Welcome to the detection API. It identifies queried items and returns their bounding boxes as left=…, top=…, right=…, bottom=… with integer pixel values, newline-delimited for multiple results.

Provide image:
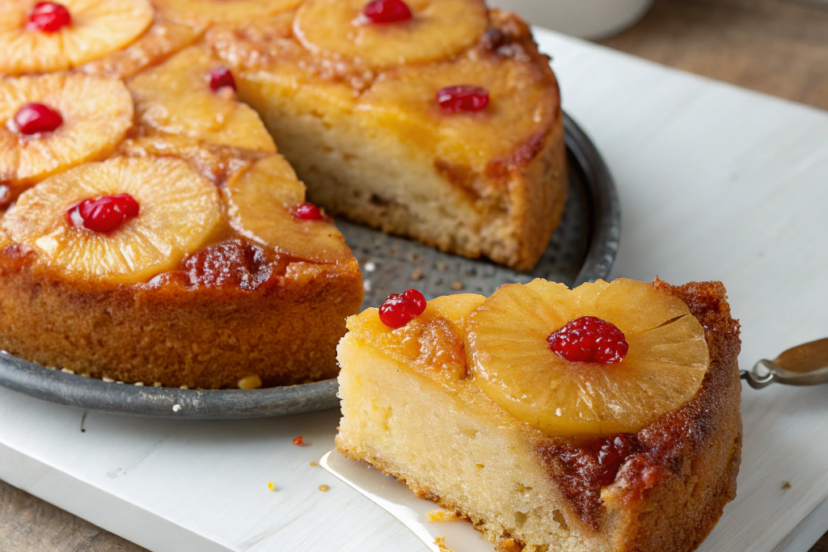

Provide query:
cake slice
left=336, top=278, right=742, bottom=552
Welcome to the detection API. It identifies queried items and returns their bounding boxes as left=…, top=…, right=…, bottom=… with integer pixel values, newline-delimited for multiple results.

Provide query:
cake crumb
left=180, top=385, right=189, bottom=390
left=134, top=382, right=144, bottom=386
left=363, top=280, right=372, bottom=293
left=267, top=482, right=276, bottom=492
left=364, top=261, right=376, bottom=272
left=426, top=510, right=462, bottom=522
left=782, top=481, right=792, bottom=490
left=238, top=374, right=262, bottom=390
left=172, top=404, right=181, bottom=412
left=434, top=537, right=454, bottom=552
left=451, top=281, right=463, bottom=290
left=436, top=261, right=447, bottom=271
left=411, top=268, right=424, bottom=281
left=318, top=484, right=329, bottom=492
left=102, top=376, right=115, bottom=383
left=153, top=382, right=163, bottom=387
left=309, top=461, right=318, bottom=467
left=61, top=368, right=75, bottom=375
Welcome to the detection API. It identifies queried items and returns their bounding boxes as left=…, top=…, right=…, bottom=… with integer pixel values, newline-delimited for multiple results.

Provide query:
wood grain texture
left=1, top=0, right=827, bottom=551
left=0, top=479, right=146, bottom=552
left=599, top=0, right=828, bottom=110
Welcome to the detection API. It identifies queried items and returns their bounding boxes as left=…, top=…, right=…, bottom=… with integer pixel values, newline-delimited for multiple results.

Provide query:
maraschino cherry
left=436, top=85, right=489, bottom=113
left=27, top=2, right=72, bottom=33
left=362, top=0, right=412, bottom=24
left=291, top=203, right=325, bottom=221
left=14, top=103, right=63, bottom=135
left=379, top=289, right=426, bottom=328
left=67, top=194, right=140, bottom=234
left=547, top=316, right=629, bottom=364
left=208, top=67, right=236, bottom=92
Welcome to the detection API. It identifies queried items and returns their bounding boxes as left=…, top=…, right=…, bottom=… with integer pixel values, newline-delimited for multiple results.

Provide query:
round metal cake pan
left=0, top=113, right=620, bottom=420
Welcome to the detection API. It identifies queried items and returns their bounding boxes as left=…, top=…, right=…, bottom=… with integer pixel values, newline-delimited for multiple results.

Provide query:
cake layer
left=336, top=280, right=742, bottom=552
left=0, top=242, right=362, bottom=389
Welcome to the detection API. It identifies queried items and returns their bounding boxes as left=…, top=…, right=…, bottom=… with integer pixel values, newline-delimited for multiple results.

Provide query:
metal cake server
left=741, top=337, right=828, bottom=389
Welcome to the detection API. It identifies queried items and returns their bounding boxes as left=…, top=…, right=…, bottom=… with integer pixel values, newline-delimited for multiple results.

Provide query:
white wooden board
left=2, top=29, right=828, bottom=552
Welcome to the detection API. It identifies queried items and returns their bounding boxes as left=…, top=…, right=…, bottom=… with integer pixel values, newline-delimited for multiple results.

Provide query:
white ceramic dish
left=489, top=0, right=653, bottom=39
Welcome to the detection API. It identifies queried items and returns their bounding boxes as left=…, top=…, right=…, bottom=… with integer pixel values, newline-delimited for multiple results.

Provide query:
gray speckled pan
left=0, top=114, right=620, bottom=420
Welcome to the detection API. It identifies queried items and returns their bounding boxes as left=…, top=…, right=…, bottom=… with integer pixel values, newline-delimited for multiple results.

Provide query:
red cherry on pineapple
left=362, top=0, right=412, bottom=24
left=208, top=67, right=236, bottom=92
left=291, top=203, right=325, bottom=221
left=67, top=194, right=140, bottom=234
left=28, top=2, right=72, bottom=33
left=547, top=316, right=629, bottom=364
left=436, top=85, right=489, bottom=113
left=14, top=103, right=63, bottom=135
left=379, top=289, right=427, bottom=328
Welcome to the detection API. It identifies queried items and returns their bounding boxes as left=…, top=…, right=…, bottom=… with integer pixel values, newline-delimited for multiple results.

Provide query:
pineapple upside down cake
left=337, top=278, right=743, bottom=552
left=0, top=0, right=565, bottom=388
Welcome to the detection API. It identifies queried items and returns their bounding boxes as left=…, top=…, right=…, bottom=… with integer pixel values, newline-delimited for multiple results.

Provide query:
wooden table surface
left=2, top=0, right=827, bottom=550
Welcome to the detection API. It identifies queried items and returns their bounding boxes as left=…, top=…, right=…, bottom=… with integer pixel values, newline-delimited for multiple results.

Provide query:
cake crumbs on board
left=172, top=404, right=181, bottom=412
left=426, top=510, right=463, bottom=522
left=782, top=481, right=792, bottom=490
left=309, top=461, right=318, bottom=467
left=451, top=281, right=463, bottom=290
left=267, top=482, right=276, bottom=492
left=318, top=484, right=329, bottom=492
left=434, top=537, right=454, bottom=552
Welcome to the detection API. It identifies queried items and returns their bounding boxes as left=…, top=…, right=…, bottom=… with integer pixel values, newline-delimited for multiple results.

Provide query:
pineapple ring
left=223, top=155, right=352, bottom=263
left=357, top=55, right=559, bottom=172
left=466, top=279, right=710, bottom=437
left=127, top=46, right=276, bottom=153
left=294, top=0, right=488, bottom=69
left=0, top=0, right=153, bottom=76
left=0, top=73, right=134, bottom=190
left=156, top=0, right=303, bottom=26
left=2, top=157, right=224, bottom=284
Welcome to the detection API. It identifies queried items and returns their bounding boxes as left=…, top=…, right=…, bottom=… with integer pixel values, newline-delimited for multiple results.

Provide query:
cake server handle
left=741, top=337, right=828, bottom=389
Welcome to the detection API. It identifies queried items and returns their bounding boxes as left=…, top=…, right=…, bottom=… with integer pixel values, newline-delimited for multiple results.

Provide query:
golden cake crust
left=0, top=241, right=362, bottom=388
left=337, top=280, right=742, bottom=552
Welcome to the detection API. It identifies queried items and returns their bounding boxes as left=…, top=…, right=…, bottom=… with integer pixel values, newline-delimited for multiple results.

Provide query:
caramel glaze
left=536, top=280, right=742, bottom=530
left=150, top=238, right=297, bottom=292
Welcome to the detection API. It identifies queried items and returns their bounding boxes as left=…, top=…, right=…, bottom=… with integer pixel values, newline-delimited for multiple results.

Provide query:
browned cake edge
left=602, top=279, right=742, bottom=552
left=0, top=246, right=363, bottom=389
left=337, top=279, right=742, bottom=552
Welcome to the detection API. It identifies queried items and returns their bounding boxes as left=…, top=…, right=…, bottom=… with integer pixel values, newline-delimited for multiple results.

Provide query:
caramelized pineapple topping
left=466, top=279, right=710, bottom=437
